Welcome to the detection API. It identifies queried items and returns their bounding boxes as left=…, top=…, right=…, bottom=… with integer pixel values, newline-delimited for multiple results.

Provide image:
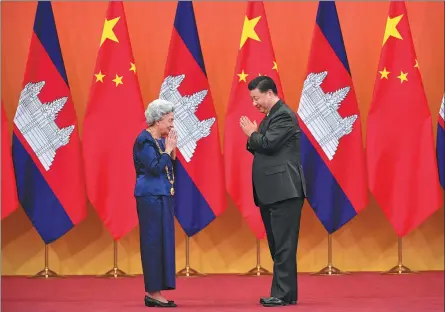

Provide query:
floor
left=1, top=271, right=444, bottom=311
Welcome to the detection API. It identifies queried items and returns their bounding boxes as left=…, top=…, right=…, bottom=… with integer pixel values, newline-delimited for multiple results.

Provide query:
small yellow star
left=129, top=62, right=136, bottom=73
left=382, top=14, right=403, bottom=46
left=112, top=74, right=123, bottom=87
left=95, top=70, right=105, bottom=82
left=240, top=15, right=261, bottom=49
left=258, top=73, right=263, bottom=76
left=397, top=71, right=408, bottom=83
left=100, top=17, right=120, bottom=47
left=379, top=67, right=390, bottom=79
left=414, top=59, right=419, bottom=68
left=237, top=70, right=249, bottom=82
left=272, top=61, right=278, bottom=72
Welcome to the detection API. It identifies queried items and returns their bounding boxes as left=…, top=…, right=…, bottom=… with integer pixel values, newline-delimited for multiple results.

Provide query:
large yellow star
left=379, top=67, right=390, bottom=79
left=240, top=16, right=261, bottom=49
left=238, top=70, right=249, bottom=82
left=95, top=70, right=105, bottom=82
left=397, top=71, right=408, bottom=83
left=382, top=14, right=403, bottom=46
left=129, top=62, right=136, bottom=73
left=272, top=61, right=278, bottom=72
left=112, top=74, right=123, bottom=87
left=100, top=17, right=120, bottom=47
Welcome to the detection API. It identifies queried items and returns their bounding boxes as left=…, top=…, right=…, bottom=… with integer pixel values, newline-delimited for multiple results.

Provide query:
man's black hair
left=247, top=76, right=278, bottom=95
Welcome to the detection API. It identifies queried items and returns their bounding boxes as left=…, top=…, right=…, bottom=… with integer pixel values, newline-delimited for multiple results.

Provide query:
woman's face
left=156, top=112, right=174, bottom=136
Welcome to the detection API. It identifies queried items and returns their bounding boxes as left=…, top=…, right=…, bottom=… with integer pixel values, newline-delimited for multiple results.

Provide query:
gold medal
left=151, top=135, right=175, bottom=197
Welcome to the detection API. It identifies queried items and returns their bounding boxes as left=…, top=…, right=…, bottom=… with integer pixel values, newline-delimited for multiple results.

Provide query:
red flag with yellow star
left=224, top=1, right=283, bottom=239
left=366, top=1, right=443, bottom=237
left=82, top=1, right=145, bottom=240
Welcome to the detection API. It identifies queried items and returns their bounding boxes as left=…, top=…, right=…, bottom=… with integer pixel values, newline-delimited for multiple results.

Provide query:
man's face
left=250, top=88, right=271, bottom=114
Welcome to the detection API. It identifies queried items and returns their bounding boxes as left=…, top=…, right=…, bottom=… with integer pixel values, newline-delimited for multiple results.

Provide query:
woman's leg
left=136, top=196, right=168, bottom=302
left=161, top=196, right=176, bottom=291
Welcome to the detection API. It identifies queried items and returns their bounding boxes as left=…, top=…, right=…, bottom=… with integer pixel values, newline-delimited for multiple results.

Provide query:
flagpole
left=382, top=237, right=416, bottom=274
left=242, top=238, right=272, bottom=276
left=312, top=234, right=349, bottom=276
left=30, top=244, right=63, bottom=278
left=97, top=240, right=134, bottom=278
left=176, top=235, right=205, bottom=277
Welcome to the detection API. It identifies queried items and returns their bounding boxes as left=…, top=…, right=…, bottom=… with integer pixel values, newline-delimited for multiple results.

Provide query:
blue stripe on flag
left=316, top=1, right=351, bottom=74
left=173, top=160, right=216, bottom=237
left=174, top=1, right=207, bottom=76
left=33, top=1, right=69, bottom=85
left=301, top=132, right=358, bottom=233
left=12, top=134, right=74, bottom=244
left=437, top=124, right=445, bottom=189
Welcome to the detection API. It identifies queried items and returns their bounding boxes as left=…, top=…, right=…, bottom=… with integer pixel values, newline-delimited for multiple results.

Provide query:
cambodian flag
left=438, top=94, right=445, bottom=189
left=12, top=1, right=87, bottom=244
left=160, top=1, right=227, bottom=236
left=296, top=1, right=368, bottom=233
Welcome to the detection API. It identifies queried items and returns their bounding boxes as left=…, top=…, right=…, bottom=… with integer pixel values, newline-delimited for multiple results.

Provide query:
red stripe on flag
left=1, top=102, right=18, bottom=220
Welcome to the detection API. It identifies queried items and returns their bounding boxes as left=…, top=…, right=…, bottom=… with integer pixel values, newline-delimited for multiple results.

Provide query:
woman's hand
left=165, top=129, right=177, bottom=155
left=170, top=147, right=176, bottom=160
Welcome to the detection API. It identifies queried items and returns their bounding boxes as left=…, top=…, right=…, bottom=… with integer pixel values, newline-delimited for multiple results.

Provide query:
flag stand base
left=176, top=236, right=206, bottom=277
left=30, top=268, right=64, bottom=279
left=311, top=264, right=349, bottom=276
left=382, top=238, right=417, bottom=275
left=242, top=265, right=272, bottom=276
left=29, top=245, right=64, bottom=278
left=176, top=266, right=205, bottom=277
left=311, top=234, right=349, bottom=276
left=382, top=264, right=416, bottom=275
left=98, top=267, right=134, bottom=278
left=241, top=239, right=272, bottom=276
left=97, top=241, right=134, bottom=278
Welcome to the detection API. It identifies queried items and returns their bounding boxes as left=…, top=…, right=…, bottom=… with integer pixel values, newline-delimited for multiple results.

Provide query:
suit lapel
left=259, top=100, right=282, bottom=134
left=259, top=117, right=269, bottom=134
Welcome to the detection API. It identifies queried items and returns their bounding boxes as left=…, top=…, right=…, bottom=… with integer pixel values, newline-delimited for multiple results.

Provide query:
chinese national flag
left=82, top=1, right=145, bottom=240
left=366, top=1, right=443, bottom=237
left=1, top=102, right=18, bottom=220
left=224, top=1, right=284, bottom=239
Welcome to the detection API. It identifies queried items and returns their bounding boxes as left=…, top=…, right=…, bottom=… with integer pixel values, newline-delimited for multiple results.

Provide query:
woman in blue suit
left=133, top=99, right=178, bottom=308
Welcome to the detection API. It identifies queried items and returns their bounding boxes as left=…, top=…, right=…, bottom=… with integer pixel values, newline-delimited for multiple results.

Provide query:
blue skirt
left=136, top=195, right=176, bottom=292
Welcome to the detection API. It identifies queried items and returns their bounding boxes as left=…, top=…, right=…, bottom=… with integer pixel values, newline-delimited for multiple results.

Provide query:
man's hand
left=240, top=116, right=258, bottom=137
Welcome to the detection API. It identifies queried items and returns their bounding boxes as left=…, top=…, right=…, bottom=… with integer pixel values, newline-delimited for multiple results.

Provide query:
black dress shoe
left=144, top=295, right=175, bottom=304
left=144, top=296, right=177, bottom=308
left=260, top=297, right=297, bottom=305
left=260, top=297, right=288, bottom=307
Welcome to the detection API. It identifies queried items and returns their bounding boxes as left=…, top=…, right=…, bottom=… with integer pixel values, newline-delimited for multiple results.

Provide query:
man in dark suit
left=239, top=76, right=306, bottom=307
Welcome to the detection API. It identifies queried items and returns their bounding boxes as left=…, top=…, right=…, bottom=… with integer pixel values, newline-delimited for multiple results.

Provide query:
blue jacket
left=133, top=130, right=174, bottom=197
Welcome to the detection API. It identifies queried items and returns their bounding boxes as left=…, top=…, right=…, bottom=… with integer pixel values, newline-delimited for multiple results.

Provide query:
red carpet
left=2, top=272, right=444, bottom=311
